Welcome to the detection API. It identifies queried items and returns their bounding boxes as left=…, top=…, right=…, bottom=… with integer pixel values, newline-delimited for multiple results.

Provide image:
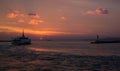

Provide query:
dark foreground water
left=0, top=41, right=120, bottom=71
left=28, top=41, right=120, bottom=56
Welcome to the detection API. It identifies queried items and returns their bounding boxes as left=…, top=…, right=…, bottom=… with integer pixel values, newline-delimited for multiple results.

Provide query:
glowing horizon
left=0, top=25, right=90, bottom=36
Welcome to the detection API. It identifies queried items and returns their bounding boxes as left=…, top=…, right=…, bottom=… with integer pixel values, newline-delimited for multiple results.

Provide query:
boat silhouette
left=12, top=30, right=31, bottom=45
left=91, top=35, right=120, bottom=44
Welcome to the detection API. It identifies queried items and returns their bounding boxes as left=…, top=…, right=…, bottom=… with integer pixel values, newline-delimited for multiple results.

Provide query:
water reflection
left=28, top=47, right=56, bottom=52
left=27, top=41, right=120, bottom=56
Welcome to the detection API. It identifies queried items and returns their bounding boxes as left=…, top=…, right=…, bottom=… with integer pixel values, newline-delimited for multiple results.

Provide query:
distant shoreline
left=0, top=40, right=11, bottom=42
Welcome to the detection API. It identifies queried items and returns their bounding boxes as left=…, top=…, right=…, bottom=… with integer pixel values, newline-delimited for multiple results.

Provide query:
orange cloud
left=32, top=14, right=40, bottom=19
left=86, top=11, right=95, bottom=15
left=7, top=10, right=42, bottom=25
left=12, top=9, right=20, bottom=13
left=28, top=19, right=39, bottom=24
left=39, top=20, right=44, bottom=23
left=7, top=13, right=17, bottom=19
left=19, top=14, right=26, bottom=17
left=17, top=19, right=25, bottom=23
left=61, top=16, right=66, bottom=20
left=28, top=19, right=44, bottom=25
left=7, top=9, right=25, bottom=19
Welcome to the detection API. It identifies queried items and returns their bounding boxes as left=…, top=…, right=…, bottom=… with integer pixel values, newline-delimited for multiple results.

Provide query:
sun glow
left=0, top=25, right=66, bottom=36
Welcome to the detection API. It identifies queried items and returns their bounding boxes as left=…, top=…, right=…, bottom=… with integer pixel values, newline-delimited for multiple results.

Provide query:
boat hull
left=91, top=40, right=120, bottom=44
left=12, top=41, right=31, bottom=45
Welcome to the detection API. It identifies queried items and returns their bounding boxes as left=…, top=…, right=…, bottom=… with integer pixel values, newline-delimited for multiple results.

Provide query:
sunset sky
left=0, top=0, right=120, bottom=40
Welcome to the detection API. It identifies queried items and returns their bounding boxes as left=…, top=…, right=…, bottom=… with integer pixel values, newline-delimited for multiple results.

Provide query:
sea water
left=0, top=41, right=120, bottom=71
left=0, top=41, right=120, bottom=56
left=19, top=41, right=120, bottom=55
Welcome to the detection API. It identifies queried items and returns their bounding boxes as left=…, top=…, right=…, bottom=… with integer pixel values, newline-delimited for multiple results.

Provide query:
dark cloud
left=96, top=8, right=109, bottom=15
left=28, top=13, right=36, bottom=16
left=85, top=8, right=109, bottom=15
left=28, top=13, right=40, bottom=19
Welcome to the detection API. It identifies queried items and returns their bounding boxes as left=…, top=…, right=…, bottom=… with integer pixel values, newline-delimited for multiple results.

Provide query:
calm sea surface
left=1, top=41, right=120, bottom=56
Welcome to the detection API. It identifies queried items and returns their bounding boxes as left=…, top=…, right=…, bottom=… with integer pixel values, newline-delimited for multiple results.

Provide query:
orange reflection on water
left=28, top=47, right=58, bottom=52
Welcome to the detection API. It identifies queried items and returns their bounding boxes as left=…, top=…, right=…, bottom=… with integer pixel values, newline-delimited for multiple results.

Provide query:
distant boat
left=11, top=30, right=31, bottom=45
left=91, top=35, right=120, bottom=44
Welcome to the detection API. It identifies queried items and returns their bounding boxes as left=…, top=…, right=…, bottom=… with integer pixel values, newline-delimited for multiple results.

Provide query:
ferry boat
left=12, top=30, right=31, bottom=45
left=91, top=35, right=120, bottom=44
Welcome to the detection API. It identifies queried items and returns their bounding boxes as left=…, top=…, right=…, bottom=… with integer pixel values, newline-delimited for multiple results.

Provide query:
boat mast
left=22, top=30, right=25, bottom=37
left=96, top=35, right=99, bottom=41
